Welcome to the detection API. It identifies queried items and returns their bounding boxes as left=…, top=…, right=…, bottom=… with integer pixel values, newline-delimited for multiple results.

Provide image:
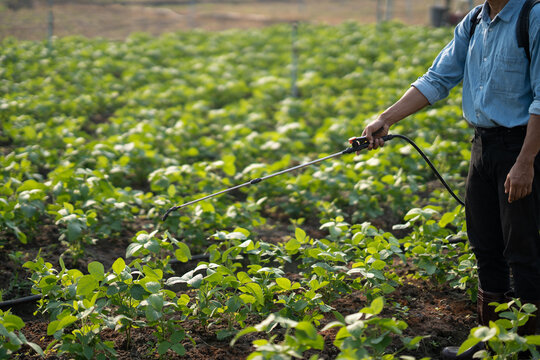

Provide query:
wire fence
left=0, top=0, right=484, bottom=41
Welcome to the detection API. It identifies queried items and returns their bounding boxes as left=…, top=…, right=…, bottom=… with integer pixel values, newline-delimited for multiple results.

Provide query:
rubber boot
left=441, top=288, right=507, bottom=360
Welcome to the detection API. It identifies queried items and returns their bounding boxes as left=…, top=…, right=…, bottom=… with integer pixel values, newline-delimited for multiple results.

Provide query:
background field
left=1, top=0, right=482, bottom=41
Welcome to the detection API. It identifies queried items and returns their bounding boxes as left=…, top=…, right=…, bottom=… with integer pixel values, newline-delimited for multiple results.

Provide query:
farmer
left=360, top=0, right=540, bottom=358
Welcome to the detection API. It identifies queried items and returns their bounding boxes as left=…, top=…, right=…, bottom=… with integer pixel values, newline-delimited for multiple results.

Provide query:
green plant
left=0, top=309, right=44, bottom=359
left=457, top=299, right=540, bottom=359
left=322, top=297, right=426, bottom=359
left=51, top=202, right=98, bottom=262
left=232, top=313, right=324, bottom=360
left=23, top=257, right=115, bottom=359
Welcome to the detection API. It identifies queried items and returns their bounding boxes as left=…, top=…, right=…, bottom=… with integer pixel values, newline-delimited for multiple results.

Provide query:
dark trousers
left=465, top=126, right=540, bottom=301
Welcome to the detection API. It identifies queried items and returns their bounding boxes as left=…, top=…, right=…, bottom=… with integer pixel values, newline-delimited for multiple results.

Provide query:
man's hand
left=504, top=160, right=534, bottom=203
left=361, top=117, right=390, bottom=151
left=504, top=114, right=540, bottom=203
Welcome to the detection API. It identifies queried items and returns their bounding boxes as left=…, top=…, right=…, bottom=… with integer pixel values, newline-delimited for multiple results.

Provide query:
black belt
left=474, top=125, right=527, bottom=136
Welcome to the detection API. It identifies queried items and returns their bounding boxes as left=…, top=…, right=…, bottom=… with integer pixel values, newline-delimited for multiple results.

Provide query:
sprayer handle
left=346, top=134, right=395, bottom=153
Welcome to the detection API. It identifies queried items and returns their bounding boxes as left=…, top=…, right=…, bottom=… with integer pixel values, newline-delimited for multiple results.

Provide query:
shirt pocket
left=488, top=54, right=527, bottom=97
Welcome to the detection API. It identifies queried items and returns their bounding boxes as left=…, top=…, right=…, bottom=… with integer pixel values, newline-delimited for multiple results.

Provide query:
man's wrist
left=516, top=152, right=536, bottom=166
left=378, top=112, right=396, bottom=128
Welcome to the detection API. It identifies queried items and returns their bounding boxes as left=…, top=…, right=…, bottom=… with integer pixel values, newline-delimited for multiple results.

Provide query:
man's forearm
left=379, top=86, right=430, bottom=126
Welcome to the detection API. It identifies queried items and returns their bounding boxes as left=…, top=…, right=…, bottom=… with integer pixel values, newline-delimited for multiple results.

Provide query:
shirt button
left=479, top=85, right=483, bottom=90
left=483, top=57, right=487, bottom=62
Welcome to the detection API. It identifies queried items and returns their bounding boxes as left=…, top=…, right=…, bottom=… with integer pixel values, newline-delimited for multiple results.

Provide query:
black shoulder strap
left=470, top=6, right=483, bottom=39
left=517, top=0, right=540, bottom=62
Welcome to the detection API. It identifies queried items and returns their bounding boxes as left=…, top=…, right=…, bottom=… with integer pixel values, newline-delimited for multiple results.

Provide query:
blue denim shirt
left=412, top=0, right=540, bottom=128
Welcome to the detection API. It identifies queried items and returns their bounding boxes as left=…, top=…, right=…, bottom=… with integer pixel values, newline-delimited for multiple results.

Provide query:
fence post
left=188, top=0, right=197, bottom=28
left=406, top=0, right=412, bottom=19
left=376, top=0, right=384, bottom=23
left=291, top=22, right=299, bottom=98
left=47, top=0, right=54, bottom=50
left=297, top=0, right=305, bottom=21
left=385, top=0, right=394, bottom=21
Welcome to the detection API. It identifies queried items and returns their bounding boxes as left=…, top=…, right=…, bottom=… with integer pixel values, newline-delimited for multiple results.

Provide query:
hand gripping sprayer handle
left=343, top=135, right=396, bottom=154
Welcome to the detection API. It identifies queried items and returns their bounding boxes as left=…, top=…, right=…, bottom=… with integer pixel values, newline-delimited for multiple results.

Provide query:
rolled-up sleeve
left=529, top=5, right=540, bottom=115
left=411, top=11, right=475, bottom=105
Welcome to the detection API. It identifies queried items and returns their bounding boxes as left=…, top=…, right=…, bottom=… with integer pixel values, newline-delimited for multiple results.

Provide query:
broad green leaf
left=293, top=299, right=309, bottom=312
left=237, top=272, right=252, bottom=284
left=126, top=243, right=143, bottom=258
left=296, top=321, right=317, bottom=339
left=57, top=315, right=77, bottom=331
left=77, top=275, right=98, bottom=297
left=174, top=243, right=191, bottom=263
left=112, top=258, right=126, bottom=275
left=295, top=227, right=307, bottom=242
left=167, top=184, right=176, bottom=197
left=381, top=174, right=394, bottom=184
left=88, top=261, right=105, bottom=281
left=27, top=342, right=45, bottom=356
left=223, top=154, right=236, bottom=176
left=170, top=330, right=185, bottom=343
left=177, top=294, right=190, bottom=306
left=371, top=297, right=384, bottom=315
left=1, top=314, right=24, bottom=331
left=526, top=335, right=540, bottom=345
left=276, top=277, right=291, bottom=290
left=380, top=283, right=395, bottom=294
left=522, top=303, right=538, bottom=313
left=188, top=274, right=203, bottom=289
left=130, top=284, right=148, bottom=300
left=439, top=212, right=456, bottom=227
left=47, top=320, right=60, bottom=336
left=83, top=345, right=93, bottom=359
left=67, top=222, right=83, bottom=241
left=16, top=180, right=47, bottom=193
left=144, top=281, right=161, bottom=293
left=243, top=283, right=264, bottom=306
left=148, top=294, right=164, bottom=311
left=157, top=341, right=170, bottom=355
left=457, top=338, right=480, bottom=355
left=239, top=294, right=256, bottom=305
left=145, top=307, right=161, bottom=322
left=371, top=259, right=386, bottom=270
left=411, top=245, right=425, bottom=255
left=472, top=326, right=497, bottom=342
left=285, top=238, right=301, bottom=252
left=171, top=343, right=185, bottom=355
left=143, top=265, right=163, bottom=280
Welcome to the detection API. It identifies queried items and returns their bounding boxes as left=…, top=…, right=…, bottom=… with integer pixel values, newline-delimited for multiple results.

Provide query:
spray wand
left=162, top=134, right=464, bottom=221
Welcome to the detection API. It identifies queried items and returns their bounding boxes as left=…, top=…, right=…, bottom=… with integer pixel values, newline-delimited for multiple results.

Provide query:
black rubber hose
left=387, top=134, right=465, bottom=207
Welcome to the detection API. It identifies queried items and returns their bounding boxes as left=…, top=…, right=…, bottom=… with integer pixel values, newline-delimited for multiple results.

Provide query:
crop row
left=11, top=209, right=468, bottom=359
left=6, top=208, right=540, bottom=359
